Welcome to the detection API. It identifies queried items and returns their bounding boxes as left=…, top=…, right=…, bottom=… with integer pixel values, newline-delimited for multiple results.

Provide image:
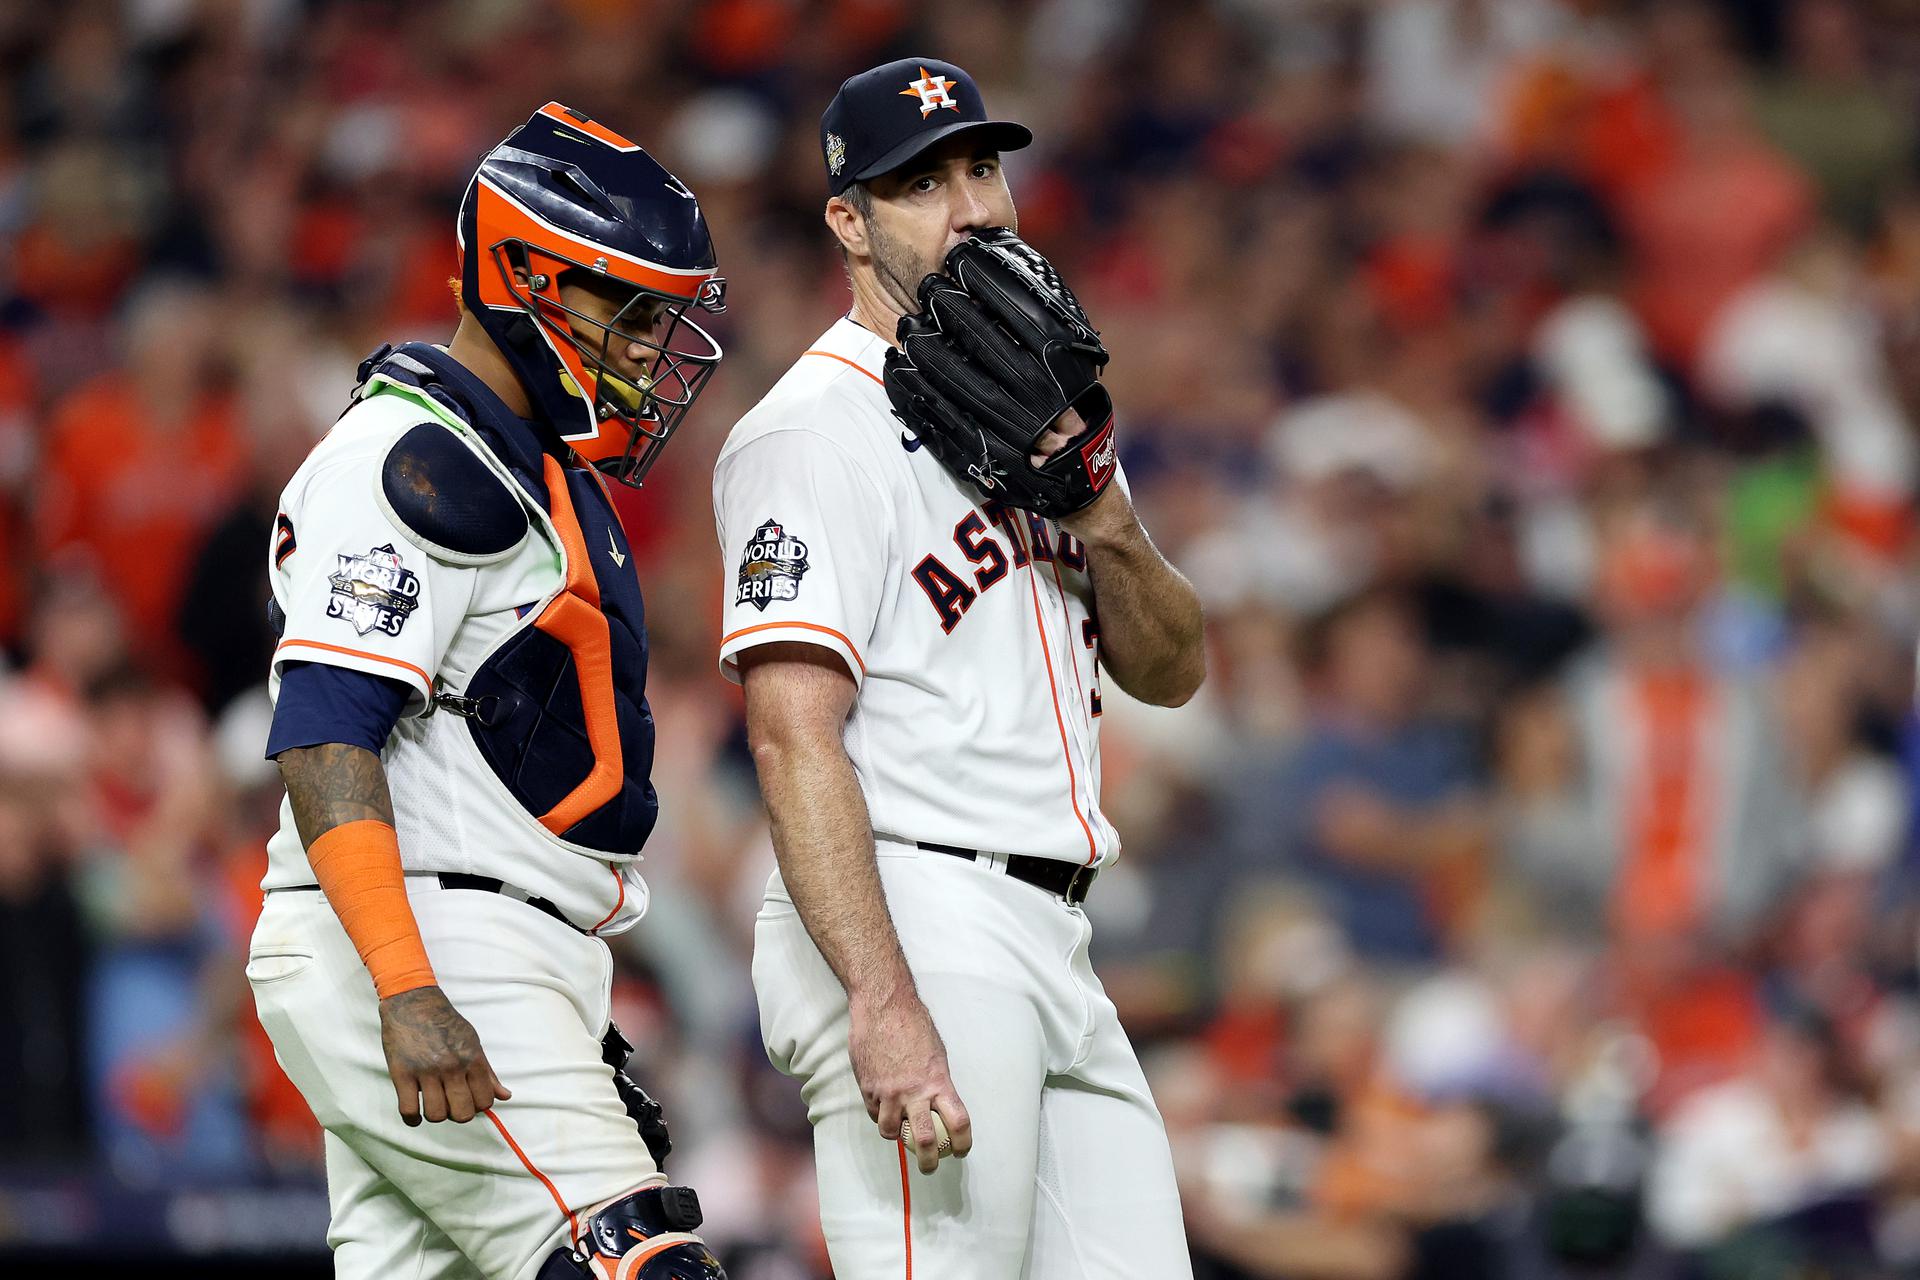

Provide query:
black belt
left=915, top=841, right=1098, bottom=905
left=276, top=873, right=580, bottom=932
left=435, top=873, right=580, bottom=932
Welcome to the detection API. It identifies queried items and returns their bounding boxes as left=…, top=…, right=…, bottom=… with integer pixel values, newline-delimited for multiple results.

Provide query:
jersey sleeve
left=714, top=428, right=891, bottom=688
left=270, top=447, right=477, bottom=715
left=265, top=660, right=413, bottom=758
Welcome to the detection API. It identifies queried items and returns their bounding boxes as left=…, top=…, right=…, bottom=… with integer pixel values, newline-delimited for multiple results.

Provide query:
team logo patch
left=737, top=519, right=810, bottom=611
left=900, top=66, right=960, bottom=117
left=825, top=132, right=847, bottom=177
left=327, top=544, right=421, bottom=637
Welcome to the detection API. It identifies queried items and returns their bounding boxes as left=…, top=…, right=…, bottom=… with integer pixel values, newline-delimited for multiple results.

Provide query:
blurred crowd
left=5, top=0, right=1920, bottom=1275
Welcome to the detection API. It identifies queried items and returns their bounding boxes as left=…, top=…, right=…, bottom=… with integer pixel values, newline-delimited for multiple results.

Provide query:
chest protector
left=355, top=342, right=658, bottom=856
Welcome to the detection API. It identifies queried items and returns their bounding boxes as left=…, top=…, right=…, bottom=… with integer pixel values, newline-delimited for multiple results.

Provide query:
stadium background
left=5, top=0, right=1920, bottom=1275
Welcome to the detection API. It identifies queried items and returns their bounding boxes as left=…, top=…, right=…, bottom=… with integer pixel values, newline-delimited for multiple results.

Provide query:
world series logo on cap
left=900, top=66, right=960, bottom=117
left=825, top=132, right=846, bottom=177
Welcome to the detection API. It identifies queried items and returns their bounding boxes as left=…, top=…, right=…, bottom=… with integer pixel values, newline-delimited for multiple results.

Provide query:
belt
left=273, top=873, right=581, bottom=932
left=434, top=873, right=580, bottom=932
left=915, top=841, right=1098, bottom=905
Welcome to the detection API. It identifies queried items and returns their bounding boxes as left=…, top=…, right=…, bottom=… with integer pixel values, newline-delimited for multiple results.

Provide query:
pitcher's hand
left=849, top=988, right=973, bottom=1173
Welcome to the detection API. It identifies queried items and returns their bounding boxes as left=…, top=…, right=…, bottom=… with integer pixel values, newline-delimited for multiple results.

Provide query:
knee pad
left=536, top=1185, right=727, bottom=1280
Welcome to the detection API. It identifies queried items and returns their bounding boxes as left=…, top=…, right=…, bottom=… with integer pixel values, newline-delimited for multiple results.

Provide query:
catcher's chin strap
left=535, top=1185, right=727, bottom=1279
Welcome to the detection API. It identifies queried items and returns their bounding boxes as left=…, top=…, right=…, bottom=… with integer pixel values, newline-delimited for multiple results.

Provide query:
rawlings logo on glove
left=882, top=229, right=1117, bottom=519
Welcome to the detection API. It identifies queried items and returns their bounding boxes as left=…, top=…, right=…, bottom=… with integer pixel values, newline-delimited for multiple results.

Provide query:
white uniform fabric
left=262, top=382, right=647, bottom=932
left=715, top=319, right=1192, bottom=1278
left=250, top=882, right=661, bottom=1280
left=253, top=379, right=660, bottom=1279
left=714, top=317, right=1119, bottom=867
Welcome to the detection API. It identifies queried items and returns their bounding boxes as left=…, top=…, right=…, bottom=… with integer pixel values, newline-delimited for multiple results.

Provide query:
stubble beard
left=867, top=216, right=939, bottom=317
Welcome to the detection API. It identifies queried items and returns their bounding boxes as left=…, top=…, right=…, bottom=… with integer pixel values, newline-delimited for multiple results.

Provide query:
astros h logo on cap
left=819, top=56, right=1034, bottom=197
left=900, top=66, right=960, bottom=117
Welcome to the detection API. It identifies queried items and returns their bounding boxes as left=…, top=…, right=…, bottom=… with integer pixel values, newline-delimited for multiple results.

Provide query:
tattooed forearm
left=277, top=743, right=396, bottom=845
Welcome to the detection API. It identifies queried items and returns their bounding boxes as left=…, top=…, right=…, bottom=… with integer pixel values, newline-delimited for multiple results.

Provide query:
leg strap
left=535, top=1185, right=727, bottom=1279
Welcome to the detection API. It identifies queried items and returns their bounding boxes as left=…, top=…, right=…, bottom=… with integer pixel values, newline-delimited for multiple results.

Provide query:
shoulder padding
left=378, top=423, right=528, bottom=565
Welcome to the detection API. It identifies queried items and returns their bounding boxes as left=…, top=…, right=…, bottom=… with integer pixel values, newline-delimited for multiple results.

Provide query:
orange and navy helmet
left=458, top=102, right=726, bottom=485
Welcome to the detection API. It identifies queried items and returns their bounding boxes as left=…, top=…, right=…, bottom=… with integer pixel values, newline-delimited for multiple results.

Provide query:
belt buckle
left=1064, top=865, right=1096, bottom=905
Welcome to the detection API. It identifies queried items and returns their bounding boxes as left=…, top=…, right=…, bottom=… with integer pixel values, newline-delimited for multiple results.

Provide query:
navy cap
left=821, top=57, right=1032, bottom=197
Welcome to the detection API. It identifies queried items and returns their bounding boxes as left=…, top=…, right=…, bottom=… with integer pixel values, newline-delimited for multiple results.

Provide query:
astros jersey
left=263, top=352, right=651, bottom=933
left=714, top=317, right=1119, bottom=868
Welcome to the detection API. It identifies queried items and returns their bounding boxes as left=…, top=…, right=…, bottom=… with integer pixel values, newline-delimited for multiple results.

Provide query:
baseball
left=900, top=1113, right=952, bottom=1158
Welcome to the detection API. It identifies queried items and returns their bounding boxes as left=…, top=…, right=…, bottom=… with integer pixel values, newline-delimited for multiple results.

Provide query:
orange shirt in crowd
left=1615, top=667, right=1717, bottom=942
left=1622, top=141, right=1812, bottom=369
left=12, top=222, right=144, bottom=322
left=1499, top=62, right=1679, bottom=205
left=36, top=373, right=249, bottom=674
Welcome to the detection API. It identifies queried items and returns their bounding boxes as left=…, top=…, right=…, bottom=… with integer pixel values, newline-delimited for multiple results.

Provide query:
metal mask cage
left=490, top=237, right=726, bottom=485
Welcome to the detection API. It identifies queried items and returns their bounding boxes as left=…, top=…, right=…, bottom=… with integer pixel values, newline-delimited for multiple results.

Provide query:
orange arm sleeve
left=306, top=819, right=436, bottom=999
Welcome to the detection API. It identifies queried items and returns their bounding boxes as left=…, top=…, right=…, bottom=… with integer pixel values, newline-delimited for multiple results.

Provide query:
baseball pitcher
left=713, top=58, right=1207, bottom=1279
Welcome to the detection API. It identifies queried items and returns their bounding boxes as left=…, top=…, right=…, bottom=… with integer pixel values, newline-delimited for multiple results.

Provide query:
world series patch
left=327, top=543, right=421, bottom=637
left=737, top=518, right=809, bottom=611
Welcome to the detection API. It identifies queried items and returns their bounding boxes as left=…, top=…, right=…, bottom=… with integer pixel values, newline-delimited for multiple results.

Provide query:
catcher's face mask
left=458, top=104, right=726, bottom=487
left=492, top=248, right=725, bottom=486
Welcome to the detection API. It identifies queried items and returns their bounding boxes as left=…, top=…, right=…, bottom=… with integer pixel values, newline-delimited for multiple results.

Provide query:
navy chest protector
left=358, top=342, right=658, bottom=856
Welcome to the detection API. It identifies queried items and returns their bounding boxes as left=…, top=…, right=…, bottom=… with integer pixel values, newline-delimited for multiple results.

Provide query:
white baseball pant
left=248, top=881, right=662, bottom=1280
left=753, top=840, right=1194, bottom=1279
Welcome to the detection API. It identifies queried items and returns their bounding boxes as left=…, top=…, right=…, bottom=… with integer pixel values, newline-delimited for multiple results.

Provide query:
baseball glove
left=883, top=228, right=1118, bottom=519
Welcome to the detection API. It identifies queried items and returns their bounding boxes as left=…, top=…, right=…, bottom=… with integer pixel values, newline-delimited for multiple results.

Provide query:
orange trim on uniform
left=1046, top=548, right=1111, bottom=846
left=897, top=1139, right=914, bottom=1280
left=803, top=349, right=884, bottom=386
left=485, top=1110, right=580, bottom=1242
left=720, top=620, right=868, bottom=676
left=1015, top=525, right=1099, bottom=864
left=532, top=456, right=625, bottom=837
left=274, top=639, right=432, bottom=693
left=537, top=101, right=642, bottom=152
left=542, top=460, right=603, bottom=607
left=589, top=863, right=627, bottom=934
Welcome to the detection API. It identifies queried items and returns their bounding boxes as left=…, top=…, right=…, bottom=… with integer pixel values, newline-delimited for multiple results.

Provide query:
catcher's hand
left=883, top=229, right=1118, bottom=519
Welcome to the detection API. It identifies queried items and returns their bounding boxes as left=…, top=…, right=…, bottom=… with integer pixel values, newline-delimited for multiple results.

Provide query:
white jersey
left=262, top=385, right=649, bottom=933
left=713, top=317, right=1120, bottom=868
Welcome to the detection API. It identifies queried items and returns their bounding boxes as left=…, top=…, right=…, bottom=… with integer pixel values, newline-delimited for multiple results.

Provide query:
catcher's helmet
left=458, top=102, right=725, bottom=485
